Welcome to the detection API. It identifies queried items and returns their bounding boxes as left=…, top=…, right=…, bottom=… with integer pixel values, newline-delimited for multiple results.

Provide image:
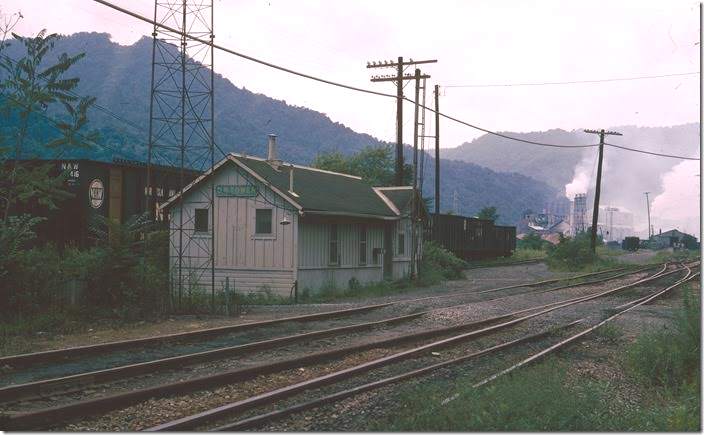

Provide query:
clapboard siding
left=298, top=220, right=384, bottom=269
left=168, top=161, right=298, bottom=297
left=176, top=266, right=295, bottom=295
left=167, top=158, right=419, bottom=298
left=298, top=267, right=382, bottom=292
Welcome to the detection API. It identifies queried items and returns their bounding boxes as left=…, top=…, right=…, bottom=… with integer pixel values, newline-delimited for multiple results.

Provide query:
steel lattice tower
left=147, top=0, right=215, bottom=310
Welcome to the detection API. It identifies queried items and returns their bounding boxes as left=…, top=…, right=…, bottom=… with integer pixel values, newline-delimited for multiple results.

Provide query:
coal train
left=426, top=213, right=516, bottom=260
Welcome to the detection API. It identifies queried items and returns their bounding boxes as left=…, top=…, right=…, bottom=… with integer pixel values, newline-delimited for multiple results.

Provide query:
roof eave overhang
left=305, top=210, right=399, bottom=221
left=160, top=154, right=304, bottom=213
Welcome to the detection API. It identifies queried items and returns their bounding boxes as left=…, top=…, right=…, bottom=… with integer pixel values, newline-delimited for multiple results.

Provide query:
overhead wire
left=94, top=0, right=699, bottom=160
left=604, top=142, right=699, bottom=161
left=443, top=72, right=699, bottom=88
left=26, top=0, right=689, bottom=160
left=90, top=0, right=599, bottom=151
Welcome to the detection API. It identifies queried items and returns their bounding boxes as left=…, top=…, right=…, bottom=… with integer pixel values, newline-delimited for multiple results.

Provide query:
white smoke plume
left=650, top=160, right=700, bottom=237
left=564, top=151, right=595, bottom=199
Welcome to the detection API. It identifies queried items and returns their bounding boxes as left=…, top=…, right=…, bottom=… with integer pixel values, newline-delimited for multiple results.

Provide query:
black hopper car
left=426, top=213, right=516, bottom=260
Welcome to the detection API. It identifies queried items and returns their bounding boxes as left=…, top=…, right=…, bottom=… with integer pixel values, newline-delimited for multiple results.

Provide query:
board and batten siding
left=390, top=217, right=414, bottom=280
left=297, top=219, right=387, bottom=291
left=168, top=162, right=298, bottom=296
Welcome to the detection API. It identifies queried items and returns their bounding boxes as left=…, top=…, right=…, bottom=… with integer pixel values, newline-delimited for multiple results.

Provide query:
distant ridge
left=1, top=31, right=560, bottom=224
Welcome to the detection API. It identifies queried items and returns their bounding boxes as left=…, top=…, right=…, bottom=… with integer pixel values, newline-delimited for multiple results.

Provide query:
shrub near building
left=546, top=232, right=612, bottom=271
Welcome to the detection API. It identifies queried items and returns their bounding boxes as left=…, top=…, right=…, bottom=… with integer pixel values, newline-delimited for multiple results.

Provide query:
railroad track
left=464, top=257, right=544, bottom=270
left=0, top=264, right=657, bottom=407
left=0, top=263, right=646, bottom=376
left=163, top=264, right=699, bottom=432
left=0, top=268, right=624, bottom=368
left=1, top=262, right=684, bottom=430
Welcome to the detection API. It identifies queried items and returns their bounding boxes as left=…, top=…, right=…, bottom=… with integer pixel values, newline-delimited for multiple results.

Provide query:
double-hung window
left=359, top=224, right=367, bottom=265
left=255, top=209, right=272, bottom=234
left=194, top=208, right=209, bottom=233
left=329, top=224, right=339, bottom=265
left=397, top=232, right=405, bottom=256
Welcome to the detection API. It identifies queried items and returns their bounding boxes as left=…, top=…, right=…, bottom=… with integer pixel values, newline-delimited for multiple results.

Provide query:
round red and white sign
left=89, top=179, right=104, bottom=209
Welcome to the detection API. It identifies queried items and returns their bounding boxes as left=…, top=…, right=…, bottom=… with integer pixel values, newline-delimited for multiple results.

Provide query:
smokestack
left=267, top=134, right=278, bottom=162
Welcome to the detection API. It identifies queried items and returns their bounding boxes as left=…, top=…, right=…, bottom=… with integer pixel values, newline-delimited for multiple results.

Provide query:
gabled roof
left=374, top=186, right=430, bottom=220
left=161, top=153, right=415, bottom=220
left=654, top=229, right=694, bottom=239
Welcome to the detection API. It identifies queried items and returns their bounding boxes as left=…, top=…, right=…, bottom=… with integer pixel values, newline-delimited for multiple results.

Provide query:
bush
left=1, top=244, right=63, bottom=318
left=421, top=241, right=467, bottom=280
left=546, top=233, right=604, bottom=271
left=517, top=232, right=547, bottom=250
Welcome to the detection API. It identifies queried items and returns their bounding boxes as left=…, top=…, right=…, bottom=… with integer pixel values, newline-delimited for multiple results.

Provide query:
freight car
left=426, top=213, right=516, bottom=260
left=15, top=158, right=200, bottom=248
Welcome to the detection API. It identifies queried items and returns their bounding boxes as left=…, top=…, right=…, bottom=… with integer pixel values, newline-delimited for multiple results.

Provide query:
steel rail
left=472, top=267, right=698, bottom=388
left=144, top=265, right=676, bottom=431
left=0, top=265, right=672, bottom=430
left=212, top=265, right=697, bottom=430
left=0, top=264, right=658, bottom=404
left=400, top=265, right=642, bottom=305
left=0, top=302, right=394, bottom=367
left=0, top=264, right=645, bottom=369
left=0, top=310, right=517, bottom=431
left=210, top=320, right=583, bottom=431
left=0, top=312, right=425, bottom=403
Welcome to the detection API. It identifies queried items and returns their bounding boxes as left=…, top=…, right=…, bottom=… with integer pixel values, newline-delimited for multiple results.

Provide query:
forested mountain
left=1, top=32, right=558, bottom=224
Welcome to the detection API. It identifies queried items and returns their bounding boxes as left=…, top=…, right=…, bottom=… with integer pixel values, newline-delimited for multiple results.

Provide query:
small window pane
left=194, top=208, right=208, bottom=232
left=359, top=224, right=367, bottom=265
left=256, top=209, right=272, bottom=234
left=329, top=224, right=338, bottom=265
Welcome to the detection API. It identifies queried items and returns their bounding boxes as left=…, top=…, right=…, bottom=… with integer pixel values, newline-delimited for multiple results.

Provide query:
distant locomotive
left=426, top=213, right=516, bottom=260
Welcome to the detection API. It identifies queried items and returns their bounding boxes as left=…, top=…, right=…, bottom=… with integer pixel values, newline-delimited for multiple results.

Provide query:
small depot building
left=160, top=139, right=425, bottom=297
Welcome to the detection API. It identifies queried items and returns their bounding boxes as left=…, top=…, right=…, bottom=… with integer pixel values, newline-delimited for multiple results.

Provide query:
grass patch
left=299, top=278, right=415, bottom=303
left=370, top=289, right=700, bottom=431
left=650, top=249, right=700, bottom=265
left=466, top=248, right=546, bottom=268
left=626, top=288, right=700, bottom=390
left=371, top=360, right=621, bottom=431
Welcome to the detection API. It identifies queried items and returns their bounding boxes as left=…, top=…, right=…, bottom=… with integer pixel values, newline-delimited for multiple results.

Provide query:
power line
left=91, top=0, right=596, bottom=150
left=443, top=72, right=699, bottom=88
left=604, top=142, right=699, bottom=160
left=33, top=0, right=697, bottom=160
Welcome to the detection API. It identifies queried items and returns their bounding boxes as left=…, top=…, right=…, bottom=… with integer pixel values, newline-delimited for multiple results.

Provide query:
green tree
left=477, top=206, right=499, bottom=222
left=312, top=145, right=412, bottom=186
left=0, top=30, right=95, bottom=290
left=0, top=30, right=96, bottom=222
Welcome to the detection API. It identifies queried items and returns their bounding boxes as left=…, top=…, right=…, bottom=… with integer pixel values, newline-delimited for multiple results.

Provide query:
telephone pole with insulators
left=367, top=57, right=436, bottom=185
left=584, top=128, right=622, bottom=254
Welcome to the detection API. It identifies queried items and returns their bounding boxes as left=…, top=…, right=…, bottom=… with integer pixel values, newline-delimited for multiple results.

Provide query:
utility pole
left=410, top=68, right=421, bottom=280
left=584, top=128, right=622, bottom=254
left=434, top=84, right=440, bottom=215
left=367, top=58, right=436, bottom=185
left=644, top=191, right=652, bottom=239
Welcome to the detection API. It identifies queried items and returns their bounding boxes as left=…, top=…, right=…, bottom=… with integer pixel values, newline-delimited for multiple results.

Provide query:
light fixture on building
left=280, top=214, right=291, bottom=226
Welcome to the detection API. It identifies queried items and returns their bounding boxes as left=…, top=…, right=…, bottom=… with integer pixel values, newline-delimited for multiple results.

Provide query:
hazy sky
left=1, top=0, right=700, bottom=149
